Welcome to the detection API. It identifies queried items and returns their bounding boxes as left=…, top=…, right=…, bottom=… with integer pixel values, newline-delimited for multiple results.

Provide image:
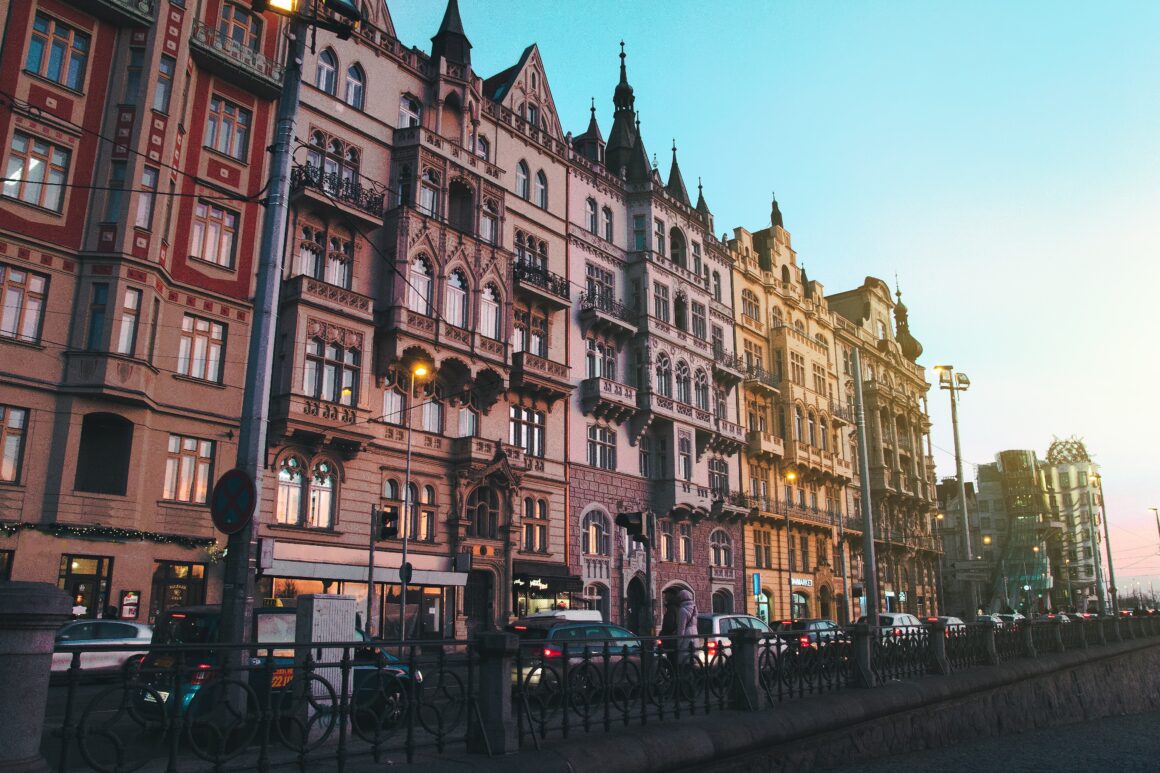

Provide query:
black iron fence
left=42, top=616, right=1160, bottom=771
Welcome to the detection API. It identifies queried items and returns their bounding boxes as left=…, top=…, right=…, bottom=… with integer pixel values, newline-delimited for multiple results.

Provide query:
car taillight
left=513, top=625, right=527, bottom=631
left=190, top=664, right=216, bottom=685
left=799, top=635, right=811, bottom=647
left=542, top=645, right=563, bottom=658
left=892, top=627, right=902, bottom=636
left=707, top=640, right=718, bottom=656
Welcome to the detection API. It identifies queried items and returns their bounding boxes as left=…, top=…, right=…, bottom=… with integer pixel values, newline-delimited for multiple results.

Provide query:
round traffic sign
left=211, top=468, right=256, bottom=535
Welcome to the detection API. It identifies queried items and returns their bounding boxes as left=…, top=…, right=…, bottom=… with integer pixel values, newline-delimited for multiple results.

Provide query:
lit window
left=162, top=434, right=214, bottom=503
left=710, top=530, right=733, bottom=567
left=3, top=131, right=71, bottom=212
left=0, top=264, right=47, bottom=343
left=303, top=337, right=360, bottom=405
left=0, top=405, right=28, bottom=483
left=582, top=511, right=610, bottom=556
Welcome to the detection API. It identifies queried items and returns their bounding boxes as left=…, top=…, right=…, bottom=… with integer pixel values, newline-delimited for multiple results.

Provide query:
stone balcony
left=711, top=347, right=745, bottom=386
left=281, top=274, right=373, bottom=322
left=743, top=364, right=781, bottom=397
left=189, top=20, right=283, bottom=99
left=65, top=0, right=154, bottom=26
left=510, top=351, right=572, bottom=405
left=652, top=479, right=713, bottom=519
left=62, top=351, right=157, bottom=403
left=290, top=165, right=386, bottom=227
left=579, top=377, right=638, bottom=424
left=747, top=430, right=785, bottom=461
left=578, top=292, right=637, bottom=340
left=513, top=260, right=570, bottom=310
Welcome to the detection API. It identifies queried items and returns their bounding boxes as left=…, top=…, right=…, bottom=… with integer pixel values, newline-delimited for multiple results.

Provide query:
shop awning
left=512, top=560, right=583, bottom=592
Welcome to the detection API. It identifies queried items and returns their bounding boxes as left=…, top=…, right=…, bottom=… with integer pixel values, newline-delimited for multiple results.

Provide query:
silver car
left=52, top=620, right=153, bottom=674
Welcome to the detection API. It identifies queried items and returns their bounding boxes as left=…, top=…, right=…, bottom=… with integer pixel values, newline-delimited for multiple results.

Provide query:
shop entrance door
left=625, top=577, right=647, bottom=635
left=58, top=555, right=113, bottom=618
left=464, top=570, right=493, bottom=635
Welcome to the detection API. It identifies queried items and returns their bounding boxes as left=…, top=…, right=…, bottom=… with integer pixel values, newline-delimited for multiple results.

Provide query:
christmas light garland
left=0, top=521, right=217, bottom=549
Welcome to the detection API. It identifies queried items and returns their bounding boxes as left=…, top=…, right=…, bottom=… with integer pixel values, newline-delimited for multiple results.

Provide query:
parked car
left=780, top=618, right=846, bottom=649
left=695, top=613, right=776, bottom=661
left=975, top=613, right=1003, bottom=626
left=996, top=612, right=1026, bottom=628
left=506, top=618, right=641, bottom=688
left=928, top=616, right=966, bottom=632
left=858, top=613, right=924, bottom=639
left=52, top=619, right=153, bottom=675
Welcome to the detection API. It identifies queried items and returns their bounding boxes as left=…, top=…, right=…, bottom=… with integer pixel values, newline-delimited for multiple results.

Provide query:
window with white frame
left=406, top=256, right=432, bottom=313
left=0, top=265, right=46, bottom=344
left=382, top=388, right=404, bottom=425
left=710, top=530, right=733, bottom=567
left=675, top=361, right=691, bottom=404
left=515, top=161, right=529, bottom=199
left=582, top=511, right=611, bottom=556
left=678, top=524, right=692, bottom=563
left=303, top=337, right=360, bottom=406
left=162, top=434, right=214, bottom=503
left=276, top=456, right=336, bottom=529
left=533, top=170, right=548, bottom=208
left=115, top=287, right=142, bottom=356
left=585, top=198, right=598, bottom=233
left=655, top=353, right=672, bottom=397
left=602, top=207, right=613, bottom=241
left=445, top=270, right=468, bottom=327
left=587, top=424, right=616, bottom=470
left=509, top=405, right=544, bottom=457
left=344, top=64, right=365, bottom=109
left=190, top=201, right=238, bottom=268
left=479, top=284, right=500, bottom=339
left=421, top=388, right=443, bottom=433
left=316, top=48, right=337, bottom=94
left=399, top=94, right=421, bottom=127
left=177, top=314, right=225, bottom=382
left=4, top=132, right=70, bottom=212
left=523, top=497, right=548, bottom=553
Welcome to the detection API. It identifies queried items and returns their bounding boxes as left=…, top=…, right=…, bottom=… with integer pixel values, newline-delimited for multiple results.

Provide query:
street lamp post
left=784, top=469, right=797, bottom=620
left=399, top=364, right=428, bottom=645
left=933, top=365, right=977, bottom=617
left=1092, top=472, right=1118, bottom=614
left=218, top=0, right=362, bottom=647
left=852, top=349, right=879, bottom=624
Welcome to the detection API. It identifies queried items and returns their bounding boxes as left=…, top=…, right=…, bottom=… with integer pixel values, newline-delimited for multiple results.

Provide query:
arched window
left=582, top=511, right=610, bottom=555
left=675, top=360, right=691, bottom=404
left=585, top=198, right=598, bottom=233
left=515, top=161, right=529, bottom=199
left=447, top=179, right=473, bottom=232
left=741, top=289, right=760, bottom=321
left=709, top=529, right=728, bottom=566
left=296, top=224, right=324, bottom=278
left=467, top=485, right=499, bottom=539
left=712, top=271, right=721, bottom=302
left=316, top=49, right=337, bottom=94
left=808, top=411, right=817, bottom=446
left=602, top=207, right=613, bottom=241
left=534, top=170, right=548, bottom=208
left=399, top=94, right=422, bottom=128
left=382, top=478, right=400, bottom=500
left=407, top=256, right=432, bottom=313
left=770, top=306, right=783, bottom=328
left=712, top=588, right=734, bottom=614
left=794, top=406, right=804, bottom=440
left=694, top=370, right=709, bottom=411
left=445, top=270, right=468, bottom=327
left=308, top=461, right=335, bottom=528
left=479, top=284, right=500, bottom=339
left=344, top=64, right=365, bottom=109
left=276, top=456, right=305, bottom=526
left=655, top=353, right=672, bottom=397
left=669, top=227, right=686, bottom=269
left=480, top=198, right=498, bottom=244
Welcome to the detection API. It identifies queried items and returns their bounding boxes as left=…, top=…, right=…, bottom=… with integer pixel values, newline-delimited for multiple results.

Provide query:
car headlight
left=414, top=668, right=423, bottom=684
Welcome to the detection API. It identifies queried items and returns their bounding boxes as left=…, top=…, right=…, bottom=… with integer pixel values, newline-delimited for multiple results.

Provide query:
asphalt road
left=827, top=710, right=1160, bottom=772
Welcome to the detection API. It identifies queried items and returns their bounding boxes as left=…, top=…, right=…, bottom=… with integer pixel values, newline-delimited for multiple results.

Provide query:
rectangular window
left=0, top=264, right=47, bottom=343
left=419, top=185, right=438, bottom=217
left=115, top=287, right=142, bottom=356
left=691, top=302, right=706, bottom=340
left=788, top=533, right=796, bottom=571
left=586, top=424, right=616, bottom=470
left=134, top=167, right=158, bottom=230
left=204, top=95, right=251, bottom=161
left=633, top=215, right=646, bottom=251
left=25, top=12, right=89, bottom=91
left=790, top=352, right=806, bottom=385
left=4, top=131, right=71, bottom=212
left=660, top=521, right=674, bottom=562
left=692, top=242, right=702, bottom=275
left=585, top=263, right=614, bottom=302
left=653, top=219, right=665, bottom=256
left=754, top=530, right=772, bottom=569
left=509, top=405, right=545, bottom=457
left=162, top=434, right=214, bottom=503
left=529, top=313, right=547, bottom=357
left=0, top=405, right=28, bottom=483
left=146, top=299, right=161, bottom=364
left=480, top=213, right=497, bottom=244
left=383, top=390, right=404, bottom=425
left=105, top=161, right=126, bottom=221
left=153, top=55, right=176, bottom=113
left=304, top=339, right=360, bottom=405
left=800, top=535, right=810, bottom=572
left=711, top=325, right=724, bottom=358
left=86, top=284, right=108, bottom=351
left=679, top=523, right=692, bottom=563
left=421, top=398, right=443, bottom=433
left=190, top=201, right=238, bottom=268
left=653, top=282, right=670, bottom=323
left=177, top=314, right=225, bottom=382
left=124, top=47, right=144, bottom=103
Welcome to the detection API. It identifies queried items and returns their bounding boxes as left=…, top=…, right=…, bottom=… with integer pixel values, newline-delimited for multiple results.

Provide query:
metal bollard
left=927, top=621, right=950, bottom=675
left=728, top=628, right=764, bottom=711
left=0, top=581, right=71, bottom=773
left=851, top=624, right=876, bottom=688
left=982, top=621, right=999, bottom=666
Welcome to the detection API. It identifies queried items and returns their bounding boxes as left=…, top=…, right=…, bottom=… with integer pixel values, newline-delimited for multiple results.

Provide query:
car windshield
left=696, top=618, right=714, bottom=635
left=153, top=613, right=217, bottom=645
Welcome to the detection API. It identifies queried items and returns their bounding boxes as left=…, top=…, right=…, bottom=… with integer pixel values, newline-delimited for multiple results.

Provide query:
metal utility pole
left=219, top=16, right=307, bottom=647
left=852, top=349, right=878, bottom=623
left=934, top=365, right=976, bottom=617
left=784, top=471, right=796, bottom=620
left=1089, top=517, right=1107, bottom=616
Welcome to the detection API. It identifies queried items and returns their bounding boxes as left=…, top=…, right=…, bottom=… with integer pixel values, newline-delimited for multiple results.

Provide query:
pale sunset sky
left=388, top=1, right=1160, bottom=593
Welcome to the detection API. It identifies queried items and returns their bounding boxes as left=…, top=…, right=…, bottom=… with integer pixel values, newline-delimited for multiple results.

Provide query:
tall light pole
left=399, top=364, right=429, bottom=644
left=933, top=365, right=977, bottom=617
left=852, top=349, right=879, bottom=624
left=1092, top=472, right=1118, bottom=614
left=784, top=469, right=797, bottom=620
left=218, top=1, right=363, bottom=646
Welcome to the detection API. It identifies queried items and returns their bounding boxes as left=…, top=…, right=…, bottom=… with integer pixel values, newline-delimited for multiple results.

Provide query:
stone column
left=1091, top=617, right=1106, bottom=645
left=729, top=628, right=763, bottom=711
left=0, top=581, right=71, bottom=773
left=1075, top=617, right=1088, bottom=649
left=467, top=632, right=518, bottom=754
left=927, top=621, right=950, bottom=675
left=852, top=624, right=876, bottom=688
left=1106, top=616, right=1122, bottom=643
left=1050, top=619, right=1064, bottom=653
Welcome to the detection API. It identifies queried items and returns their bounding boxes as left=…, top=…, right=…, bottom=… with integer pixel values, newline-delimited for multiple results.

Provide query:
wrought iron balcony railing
left=578, top=291, right=636, bottom=323
left=513, top=260, right=570, bottom=302
left=291, top=165, right=385, bottom=219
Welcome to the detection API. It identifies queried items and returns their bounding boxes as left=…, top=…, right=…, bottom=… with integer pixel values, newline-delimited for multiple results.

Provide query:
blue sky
left=389, top=1, right=1160, bottom=592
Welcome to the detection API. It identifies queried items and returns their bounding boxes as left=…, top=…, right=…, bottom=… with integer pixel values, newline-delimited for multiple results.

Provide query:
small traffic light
left=378, top=505, right=400, bottom=540
left=616, top=511, right=646, bottom=543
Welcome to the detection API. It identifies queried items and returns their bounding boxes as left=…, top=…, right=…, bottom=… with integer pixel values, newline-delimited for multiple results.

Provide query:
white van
left=519, top=609, right=604, bottom=622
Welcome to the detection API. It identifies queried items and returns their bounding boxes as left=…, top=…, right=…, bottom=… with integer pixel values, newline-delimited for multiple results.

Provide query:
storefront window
left=58, top=554, right=113, bottom=619
left=149, top=560, right=206, bottom=622
left=791, top=591, right=810, bottom=620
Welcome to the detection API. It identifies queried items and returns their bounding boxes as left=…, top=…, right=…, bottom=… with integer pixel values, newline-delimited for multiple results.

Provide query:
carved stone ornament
left=306, top=318, right=363, bottom=349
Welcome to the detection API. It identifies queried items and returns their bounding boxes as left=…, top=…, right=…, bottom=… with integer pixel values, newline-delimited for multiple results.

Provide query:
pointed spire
left=695, top=177, right=711, bottom=216
left=770, top=191, right=784, bottom=229
left=665, top=140, right=691, bottom=207
left=613, top=40, right=635, bottom=112
left=431, top=0, right=472, bottom=67
left=586, top=97, right=601, bottom=136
